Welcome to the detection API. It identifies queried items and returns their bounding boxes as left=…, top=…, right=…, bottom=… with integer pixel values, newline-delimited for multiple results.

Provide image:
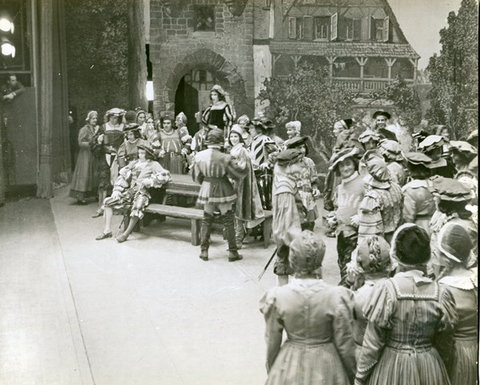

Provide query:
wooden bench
left=144, top=203, right=273, bottom=248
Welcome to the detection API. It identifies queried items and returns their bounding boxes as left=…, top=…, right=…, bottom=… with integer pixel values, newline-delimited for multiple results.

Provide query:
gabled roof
left=270, top=41, right=420, bottom=59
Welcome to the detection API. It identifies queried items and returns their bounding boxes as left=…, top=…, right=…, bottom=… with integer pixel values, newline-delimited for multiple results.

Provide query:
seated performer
left=95, top=144, right=171, bottom=243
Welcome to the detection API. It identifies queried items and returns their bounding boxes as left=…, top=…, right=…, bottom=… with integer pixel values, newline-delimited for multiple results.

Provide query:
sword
left=257, top=247, right=278, bottom=281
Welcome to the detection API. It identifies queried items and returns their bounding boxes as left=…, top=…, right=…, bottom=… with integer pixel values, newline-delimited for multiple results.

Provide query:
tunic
left=201, top=102, right=234, bottom=136
left=358, top=182, right=403, bottom=240
left=355, top=270, right=457, bottom=385
left=69, top=124, right=99, bottom=200
left=438, top=272, right=478, bottom=385
left=401, top=179, right=436, bottom=234
left=260, top=279, right=356, bottom=385
left=159, top=127, right=190, bottom=174
left=229, top=144, right=265, bottom=225
left=192, top=147, right=246, bottom=206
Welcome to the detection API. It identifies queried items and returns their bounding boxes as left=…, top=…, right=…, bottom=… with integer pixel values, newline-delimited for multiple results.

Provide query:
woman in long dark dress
left=69, top=111, right=99, bottom=204
left=355, top=224, right=457, bottom=385
left=260, top=230, right=356, bottom=385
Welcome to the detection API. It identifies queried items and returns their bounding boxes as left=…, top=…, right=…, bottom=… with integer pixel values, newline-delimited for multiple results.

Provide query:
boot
left=199, top=249, right=209, bottom=261
left=234, top=217, right=245, bottom=249
left=200, top=212, right=215, bottom=261
left=222, top=210, right=242, bottom=261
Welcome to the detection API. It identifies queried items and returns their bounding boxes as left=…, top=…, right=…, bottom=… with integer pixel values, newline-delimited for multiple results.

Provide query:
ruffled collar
left=395, top=270, right=432, bottom=284
left=342, top=171, right=359, bottom=184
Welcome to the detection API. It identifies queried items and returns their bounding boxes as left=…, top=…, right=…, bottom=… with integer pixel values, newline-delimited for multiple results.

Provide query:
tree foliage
left=257, top=64, right=357, bottom=165
left=426, top=0, right=478, bottom=140
left=65, top=0, right=129, bottom=122
left=370, top=75, right=422, bottom=129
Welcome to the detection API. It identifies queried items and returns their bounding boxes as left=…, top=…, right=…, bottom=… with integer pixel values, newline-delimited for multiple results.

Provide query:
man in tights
left=193, top=129, right=247, bottom=262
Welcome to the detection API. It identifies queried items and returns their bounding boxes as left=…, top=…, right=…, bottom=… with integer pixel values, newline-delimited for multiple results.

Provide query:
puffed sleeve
left=150, top=162, right=172, bottom=188
left=332, top=287, right=357, bottom=382
left=201, top=107, right=211, bottom=127
left=117, top=142, right=127, bottom=169
left=224, top=103, right=235, bottom=132
left=77, top=126, right=91, bottom=148
left=358, top=190, right=384, bottom=236
left=192, top=157, right=204, bottom=185
left=434, top=284, right=457, bottom=369
left=401, top=187, right=417, bottom=224
left=259, top=288, right=283, bottom=373
left=355, top=279, right=395, bottom=384
left=178, top=126, right=192, bottom=148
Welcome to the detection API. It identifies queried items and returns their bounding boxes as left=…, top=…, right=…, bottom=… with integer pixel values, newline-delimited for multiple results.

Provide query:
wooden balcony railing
left=332, top=77, right=414, bottom=92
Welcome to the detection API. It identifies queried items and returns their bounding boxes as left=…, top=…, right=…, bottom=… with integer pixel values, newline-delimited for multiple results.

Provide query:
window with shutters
left=372, top=17, right=389, bottom=42
left=330, top=13, right=338, bottom=40
left=314, top=17, right=330, bottom=40
left=345, top=18, right=361, bottom=41
left=296, top=17, right=304, bottom=40
left=288, top=17, right=296, bottom=39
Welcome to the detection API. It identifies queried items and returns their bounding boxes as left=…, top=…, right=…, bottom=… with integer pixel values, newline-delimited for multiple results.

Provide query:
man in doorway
left=2, top=74, right=25, bottom=102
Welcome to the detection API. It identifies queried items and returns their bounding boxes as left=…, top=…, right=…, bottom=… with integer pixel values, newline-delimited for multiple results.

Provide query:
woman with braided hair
left=260, top=230, right=356, bottom=385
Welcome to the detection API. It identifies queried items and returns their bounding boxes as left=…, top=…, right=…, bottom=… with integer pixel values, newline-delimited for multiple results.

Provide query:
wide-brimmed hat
left=429, top=176, right=473, bottom=202
left=358, top=129, right=381, bottom=144
left=419, top=135, right=444, bottom=152
left=412, top=130, right=430, bottom=141
left=466, top=129, right=478, bottom=145
left=329, top=147, right=360, bottom=171
left=391, top=224, right=431, bottom=266
left=249, top=118, right=267, bottom=133
left=373, top=110, right=391, bottom=120
left=286, top=136, right=309, bottom=149
left=206, top=128, right=224, bottom=145
left=289, top=230, right=325, bottom=275
left=357, top=236, right=391, bottom=274
left=404, top=152, right=432, bottom=166
left=449, top=141, right=477, bottom=156
left=137, top=143, right=155, bottom=158
left=437, top=222, right=473, bottom=264
left=334, top=119, right=354, bottom=131
left=106, top=107, right=125, bottom=117
left=124, top=123, right=140, bottom=132
left=379, top=139, right=403, bottom=162
left=276, top=148, right=303, bottom=166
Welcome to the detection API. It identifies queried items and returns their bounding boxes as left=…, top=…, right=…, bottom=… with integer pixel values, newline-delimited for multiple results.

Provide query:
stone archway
left=159, top=49, right=252, bottom=120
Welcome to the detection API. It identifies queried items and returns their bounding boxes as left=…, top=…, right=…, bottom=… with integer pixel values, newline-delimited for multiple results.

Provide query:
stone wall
left=149, top=0, right=255, bottom=119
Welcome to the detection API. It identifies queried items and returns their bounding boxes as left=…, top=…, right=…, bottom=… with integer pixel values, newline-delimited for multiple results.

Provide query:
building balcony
left=332, top=77, right=414, bottom=92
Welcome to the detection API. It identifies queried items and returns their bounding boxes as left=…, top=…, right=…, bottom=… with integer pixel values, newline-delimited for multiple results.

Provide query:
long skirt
left=366, top=344, right=450, bottom=385
left=69, top=147, right=97, bottom=200
left=266, top=341, right=351, bottom=385
left=448, top=339, right=477, bottom=385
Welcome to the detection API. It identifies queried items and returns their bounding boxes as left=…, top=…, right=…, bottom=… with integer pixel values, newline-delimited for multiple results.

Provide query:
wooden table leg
left=263, top=217, right=272, bottom=249
left=191, top=218, right=201, bottom=246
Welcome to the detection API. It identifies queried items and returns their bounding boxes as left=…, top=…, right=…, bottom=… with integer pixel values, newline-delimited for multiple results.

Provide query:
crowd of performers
left=260, top=110, right=478, bottom=385
left=68, top=84, right=478, bottom=385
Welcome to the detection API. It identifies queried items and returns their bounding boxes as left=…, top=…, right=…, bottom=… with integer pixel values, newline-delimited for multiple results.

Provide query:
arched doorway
left=174, top=69, right=217, bottom=135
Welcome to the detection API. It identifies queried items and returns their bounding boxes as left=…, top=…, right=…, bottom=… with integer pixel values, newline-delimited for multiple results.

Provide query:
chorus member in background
left=69, top=111, right=100, bottom=205
left=285, top=136, right=320, bottom=231
left=433, top=223, right=478, bottom=385
left=327, top=147, right=364, bottom=286
left=102, top=108, right=125, bottom=185
left=260, top=231, right=356, bottom=385
left=228, top=125, right=265, bottom=248
left=379, top=140, right=407, bottom=186
left=419, top=135, right=456, bottom=178
left=355, top=224, right=456, bottom=385
left=402, top=152, right=436, bottom=234
left=282, top=121, right=301, bottom=150
left=158, top=114, right=191, bottom=174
